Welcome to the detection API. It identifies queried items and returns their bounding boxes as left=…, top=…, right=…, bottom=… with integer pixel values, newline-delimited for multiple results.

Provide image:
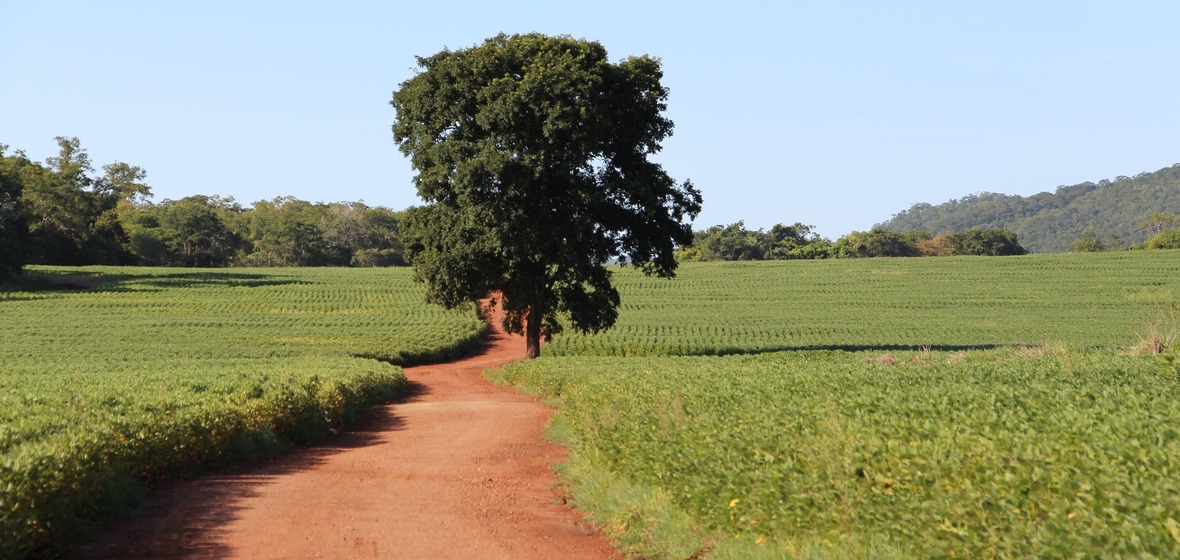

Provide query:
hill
left=879, top=163, right=1180, bottom=253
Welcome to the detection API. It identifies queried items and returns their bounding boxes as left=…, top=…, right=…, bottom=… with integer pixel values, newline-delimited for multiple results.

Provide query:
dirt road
left=73, top=305, right=618, bottom=559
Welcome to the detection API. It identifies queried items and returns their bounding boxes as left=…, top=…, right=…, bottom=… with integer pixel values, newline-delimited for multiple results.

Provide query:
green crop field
left=492, top=251, right=1180, bottom=558
left=548, top=251, right=1180, bottom=356
left=4, top=252, right=1179, bottom=559
left=0, top=266, right=485, bottom=557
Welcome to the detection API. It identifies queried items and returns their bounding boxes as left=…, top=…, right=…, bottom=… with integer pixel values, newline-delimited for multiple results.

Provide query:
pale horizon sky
left=3, top=1, right=1178, bottom=239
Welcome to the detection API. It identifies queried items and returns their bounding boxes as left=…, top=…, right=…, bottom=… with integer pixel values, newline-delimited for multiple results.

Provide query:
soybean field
left=549, top=251, right=1180, bottom=356
left=493, top=251, right=1180, bottom=558
left=5, top=252, right=1180, bottom=559
left=0, top=267, right=484, bottom=557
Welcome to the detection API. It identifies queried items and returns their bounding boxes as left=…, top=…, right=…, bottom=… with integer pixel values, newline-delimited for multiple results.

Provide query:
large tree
left=162, top=196, right=242, bottom=267
left=19, top=137, right=150, bottom=264
left=392, top=33, right=701, bottom=358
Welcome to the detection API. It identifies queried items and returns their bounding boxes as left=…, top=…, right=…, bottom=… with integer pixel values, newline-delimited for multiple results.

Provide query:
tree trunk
left=525, top=296, right=542, bottom=359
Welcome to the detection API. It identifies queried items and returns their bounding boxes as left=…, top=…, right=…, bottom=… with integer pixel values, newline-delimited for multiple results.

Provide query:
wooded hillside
left=880, top=163, right=1180, bottom=253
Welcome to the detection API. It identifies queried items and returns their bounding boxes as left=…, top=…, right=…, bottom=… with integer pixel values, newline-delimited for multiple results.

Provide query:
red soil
left=71, top=301, right=619, bottom=559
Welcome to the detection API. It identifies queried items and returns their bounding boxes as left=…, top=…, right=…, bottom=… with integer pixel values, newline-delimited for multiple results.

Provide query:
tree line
left=680, top=214, right=1180, bottom=261
left=6, top=136, right=1179, bottom=283
left=1, top=137, right=406, bottom=279
left=677, top=222, right=1027, bottom=261
left=1068, top=211, right=1180, bottom=253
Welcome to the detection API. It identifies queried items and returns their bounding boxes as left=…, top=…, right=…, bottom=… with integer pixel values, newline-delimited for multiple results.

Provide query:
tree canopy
left=1070, top=230, right=1108, bottom=253
left=676, top=223, right=1029, bottom=260
left=676, top=221, right=831, bottom=261
left=0, top=144, right=29, bottom=280
left=392, top=33, right=701, bottom=358
left=1145, top=228, right=1180, bottom=250
left=1, top=137, right=409, bottom=270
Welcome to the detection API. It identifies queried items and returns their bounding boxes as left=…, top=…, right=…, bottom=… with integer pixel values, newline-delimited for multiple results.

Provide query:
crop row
left=493, top=349, right=1180, bottom=557
left=0, top=266, right=485, bottom=558
left=498, top=251, right=1180, bottom=557
left=547, top=252, right=1180, bottom=356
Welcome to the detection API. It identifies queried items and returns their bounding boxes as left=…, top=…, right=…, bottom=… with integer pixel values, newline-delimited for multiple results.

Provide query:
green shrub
left=1146, top=229, right=1180, bottom=250
left=1069, top=230, right=1107, bottom=253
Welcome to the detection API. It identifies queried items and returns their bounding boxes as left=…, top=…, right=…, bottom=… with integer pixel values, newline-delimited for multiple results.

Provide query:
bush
left=1069, top=230, right=1107, bottom=253
left=832, top=227, right=920, bottom=258
left=944, top=228, right=1026, bottom=256
left=351, top=248, right=405, bottom=267
left=1145, top=229, right=1180, bottom=250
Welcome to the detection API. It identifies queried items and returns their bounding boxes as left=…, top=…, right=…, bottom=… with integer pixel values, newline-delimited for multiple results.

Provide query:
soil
left=71, top=301, right=619, bottom=559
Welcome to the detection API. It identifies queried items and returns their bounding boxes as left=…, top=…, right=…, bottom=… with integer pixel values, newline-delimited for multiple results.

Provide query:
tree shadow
left=1, top=270, right=312, bottom=299
left=64, top=331, right=511, bottom=559
left=68, top=403, right=410, bottom=559
left=691, top=343, right=1003, bottom=357
left=125, top=272, right=313, bottom=290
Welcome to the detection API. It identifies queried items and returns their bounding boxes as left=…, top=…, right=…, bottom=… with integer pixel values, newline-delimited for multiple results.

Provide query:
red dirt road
left=72, top=305, right=618, bottom=559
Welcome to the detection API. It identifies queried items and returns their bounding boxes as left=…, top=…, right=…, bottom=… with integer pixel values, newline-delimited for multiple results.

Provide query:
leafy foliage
left=881, top=163, right=1180, bottom=252
left=121, top=196, right=408, bottom=267
left=942, top=227, right=1026, bottom=256
left=0, top=267, right=485, bottom=558
left=13, top=137, right=148, bottom=265
left=1069, top=230, right=1108, bottom=253
left=679, top=224, right=1026, bottom=261
left=3, top=138, right=408, bottom=268
left=0, top=145, right=29, bottom=280
left=1146, top=229, right=1180, bottom=250
left=831, top=227, right=922, bottom=258
left=392, top=33, right=701, bottom=357
left=677, top=222, right=832, bottom=261
left=495, top=350, right=1180, bottom=557
left=1140, top=211, right=1180, bottom=238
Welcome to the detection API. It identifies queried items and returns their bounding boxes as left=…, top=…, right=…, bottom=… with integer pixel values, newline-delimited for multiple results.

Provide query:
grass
left=1131, top=303, right=1180, bottom=356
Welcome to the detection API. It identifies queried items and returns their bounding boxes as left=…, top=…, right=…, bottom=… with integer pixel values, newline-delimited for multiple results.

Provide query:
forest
left=0, top=137, right=406, bottom=278
left=880, top=163, right=1180, bottom=252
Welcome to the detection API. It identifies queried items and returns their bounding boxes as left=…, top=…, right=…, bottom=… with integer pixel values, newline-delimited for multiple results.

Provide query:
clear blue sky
left=3, top=1, right=1178, bottom=238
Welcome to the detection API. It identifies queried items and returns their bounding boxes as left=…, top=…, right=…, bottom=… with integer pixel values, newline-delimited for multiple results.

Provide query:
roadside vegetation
left=0, top=267, right=484, bottom=558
